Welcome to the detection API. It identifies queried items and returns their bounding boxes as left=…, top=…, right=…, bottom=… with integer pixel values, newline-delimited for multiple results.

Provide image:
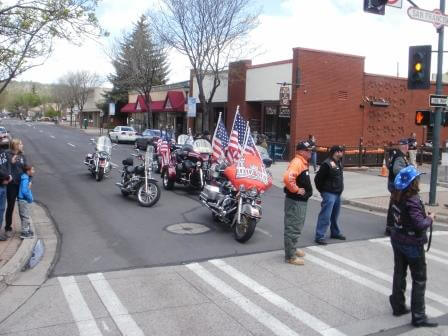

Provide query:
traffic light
left=415, top=110, right=430, bottom=126
left=364, top=0, right=388, bottom=15
left=408, top=45, right=432, bottom=90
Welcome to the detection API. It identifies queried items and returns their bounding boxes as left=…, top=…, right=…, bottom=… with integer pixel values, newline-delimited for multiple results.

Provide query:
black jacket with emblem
left=314, top=158, right=344, bottom=194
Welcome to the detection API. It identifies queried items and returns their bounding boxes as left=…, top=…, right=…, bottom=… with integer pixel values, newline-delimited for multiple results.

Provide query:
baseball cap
left=296, top=140, right=312, bottom=151
left=394, top=165, right=424, bottom=190
left=398, top=138, right=409, bottom=145
left=329, top=145, right=344, bottom=154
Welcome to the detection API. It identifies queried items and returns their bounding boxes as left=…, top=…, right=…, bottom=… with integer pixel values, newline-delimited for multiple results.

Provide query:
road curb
left=0, top=215, right=37, bottom=292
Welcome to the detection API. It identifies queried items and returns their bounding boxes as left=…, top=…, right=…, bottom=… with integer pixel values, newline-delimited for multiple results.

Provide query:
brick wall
left=227, top=60, right=251, bottom=130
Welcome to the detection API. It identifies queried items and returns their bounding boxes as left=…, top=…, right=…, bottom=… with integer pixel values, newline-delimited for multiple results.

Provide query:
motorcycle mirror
left=263, top=158, right=272, bottom=168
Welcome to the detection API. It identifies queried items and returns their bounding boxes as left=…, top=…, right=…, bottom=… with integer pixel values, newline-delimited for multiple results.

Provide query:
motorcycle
left=116, top=146, right=161, bottom=207
left=199, top=154, right=272, bottom=243
left=161, top=136, right=212, bottom=191
left=84, top=136, right=113, bottom=181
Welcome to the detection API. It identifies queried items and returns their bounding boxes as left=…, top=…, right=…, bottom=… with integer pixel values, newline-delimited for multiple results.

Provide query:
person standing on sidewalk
left=408, top=133, right=418, bottom=166
left=389, top=165, right=437, bottom=328
left=386, top=139, right=409, bottom=236
left=18, top=165, right=34, bottom=239
left=283, top=140, right=313, bottom=266
left=314, top=145, right=346, bottom=245
left=0, top=146, right=11, bottom=241
left=308, top=135, right=317, bottom=172
left=5, top=139, right=27, bottom=238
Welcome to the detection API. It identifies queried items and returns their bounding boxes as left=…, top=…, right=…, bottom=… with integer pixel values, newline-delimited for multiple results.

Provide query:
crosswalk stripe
left=308, top=246, right=448, bottom=312
left=186, top=263, right=300, bottom=336
left=305, top=253, right=444, bottom=317
left=58, top=276, right=103, bottom=336
left=209, top=259, right=346, bottom=336
left=88, top=273, right=144, bottom=336
left=369, top=231, right=448, bottom=244
left=430, top=247, right=448, bottom=258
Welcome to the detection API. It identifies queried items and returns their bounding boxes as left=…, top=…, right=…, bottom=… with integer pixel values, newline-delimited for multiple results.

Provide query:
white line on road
left=255, top=227, right=272, bottom=237
left=88, top=273, right=144, bottom=336
left=110, top=162, right=119, bottom=168
left=186, top=263, right=300, bottom=336
left=369, top=230, right=448, bottom=244
left=305, top=252, right=443, bottom=317
left=209, top=259, right=346, bottom=336
left=58, top=276, right=103, bottom=336
left=67, top=143, right=76, bottom=147
left=308, top=246, right=448, bottom=312
left=430, top=247, right=448, bottom=258
left=50, top=135, right=55, bottom=139
left=39, top=130, right=43, bottom=133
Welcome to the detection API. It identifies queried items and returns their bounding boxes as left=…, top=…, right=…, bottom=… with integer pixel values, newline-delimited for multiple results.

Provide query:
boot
left=286, top=257, right=304, bottom=266
left=295, top=249, right=306, bottom=258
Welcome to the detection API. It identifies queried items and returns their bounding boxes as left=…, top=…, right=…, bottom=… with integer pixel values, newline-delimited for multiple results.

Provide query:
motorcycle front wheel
left=96, top=167, right=104, bottom=181
left=137, top=181, right=161, bottom=207
left=162, top=171, right=174, bottom=190
left=233, top=214, right=257, bottom=243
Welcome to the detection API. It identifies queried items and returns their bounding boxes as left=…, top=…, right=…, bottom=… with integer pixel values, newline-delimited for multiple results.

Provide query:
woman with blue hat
left=389, top=166, right=437, bottom=328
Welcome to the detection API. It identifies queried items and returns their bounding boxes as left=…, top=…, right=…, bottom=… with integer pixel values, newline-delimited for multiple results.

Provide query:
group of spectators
left=0, top=139, right=34, bottom=241
left=282, top=136, right=437, bottom=328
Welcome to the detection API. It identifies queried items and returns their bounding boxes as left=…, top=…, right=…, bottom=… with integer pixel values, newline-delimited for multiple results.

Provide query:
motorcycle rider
left=283, top=140, right=313, bottom=266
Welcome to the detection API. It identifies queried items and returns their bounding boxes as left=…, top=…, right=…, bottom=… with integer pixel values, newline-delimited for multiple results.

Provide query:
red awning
left=135, top=95, right=164, bottom=113
left=121, top=103, right=136, bottom=113
left=164, top=91, right=185, bottom=112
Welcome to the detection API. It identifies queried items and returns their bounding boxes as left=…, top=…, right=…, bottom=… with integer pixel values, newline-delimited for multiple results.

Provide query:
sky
left=16, top=0, right=447, bottom=86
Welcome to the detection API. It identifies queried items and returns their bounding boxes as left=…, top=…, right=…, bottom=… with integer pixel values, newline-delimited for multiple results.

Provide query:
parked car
left=109, top=126, right=137, bottom=143
left=135, top=129, right=161, bottom=150
left=40, top=117, right=51, bottom=122
left=0, top=126, right=11, bottom=147
left=25, top=117, right=32, bottom=122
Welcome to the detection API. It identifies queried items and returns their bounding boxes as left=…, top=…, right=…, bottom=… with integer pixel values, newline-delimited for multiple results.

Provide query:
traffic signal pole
left=429, top=0, right=445, bottom=205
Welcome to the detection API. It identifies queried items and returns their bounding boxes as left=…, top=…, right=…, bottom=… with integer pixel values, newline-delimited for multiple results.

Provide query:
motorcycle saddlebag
left=122, top=158, right=133, bottom=166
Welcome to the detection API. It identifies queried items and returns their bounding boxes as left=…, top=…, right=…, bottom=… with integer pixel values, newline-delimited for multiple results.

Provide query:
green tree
left=0, top=0, right=102, bottom=95
left=107, top=15, right=169, bottom=128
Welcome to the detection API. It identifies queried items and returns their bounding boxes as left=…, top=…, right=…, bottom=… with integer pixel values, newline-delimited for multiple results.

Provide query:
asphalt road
left=4, top=119, right=386, bottom=277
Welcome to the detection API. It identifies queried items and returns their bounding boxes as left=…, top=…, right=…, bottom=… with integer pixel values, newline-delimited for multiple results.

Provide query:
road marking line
left=430, top=247, right=448, bottom=258
left=369, top=230, right=448, bottom=244
left=110, top=162, right=118, bottom=168
left=255, top=227, right=272, bottom=237
left=186, top=263, right=299, bottom=336
left=305, top=253, right=443, bottom=317
left=88, top=273, right=144, bottom=336
left=209, top=259, right=346, bottom=336
left=308, top=246, right=448, bottom=312
left=58, top=276, right=103, bottom=336
left=371, top=239, right=448, bottom=267
left=50, top=135, right=55, bottom=139
left=67, top=143, right=76, bottom=147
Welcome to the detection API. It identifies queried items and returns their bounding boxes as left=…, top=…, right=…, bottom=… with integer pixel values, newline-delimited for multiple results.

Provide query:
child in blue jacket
left=18, top=165, right=34, bottom=239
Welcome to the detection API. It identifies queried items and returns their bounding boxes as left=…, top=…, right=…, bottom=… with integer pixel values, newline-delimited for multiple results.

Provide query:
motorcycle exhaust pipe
left=115, top=182, right=123, bottom=187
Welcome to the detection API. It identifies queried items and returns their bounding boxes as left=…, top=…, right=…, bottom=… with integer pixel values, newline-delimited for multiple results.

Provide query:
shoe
left=392, top=307, right=411, bottom=316
left=20, top=231, right=34, bottom=239
left=0, top=234, right=6, bottom=241
left=412, top=319, right=438, bottom=328
left=315, top=239, right=327, bottom=245
left=295, top=249, right=306, bottom=257
left=330, top=234, right=346, bottom=240
left=286, top=257, right=305, bottom=266
left=5, top=230, right=13, bottom=238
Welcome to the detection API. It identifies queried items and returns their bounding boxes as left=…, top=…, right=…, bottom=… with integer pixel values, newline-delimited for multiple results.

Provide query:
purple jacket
left=391, top=195, right=432, bottom=246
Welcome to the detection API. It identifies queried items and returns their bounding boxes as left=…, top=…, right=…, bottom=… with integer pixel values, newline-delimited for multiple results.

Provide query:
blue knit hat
left=394, top=166, right=423, bottom=191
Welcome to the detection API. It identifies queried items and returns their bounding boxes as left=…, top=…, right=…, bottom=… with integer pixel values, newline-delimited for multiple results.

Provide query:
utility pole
left=429, top=0, right=445, bottom=205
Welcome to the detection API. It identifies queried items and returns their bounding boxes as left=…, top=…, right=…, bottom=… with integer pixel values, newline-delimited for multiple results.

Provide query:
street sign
left=408, top=7, right=448, bottom=29
left=187, top=97, right=196, bottom=117
left=387, top=0, right=402, bottom=8
left=109, top=103, right=115, bottom=116
left=429, top=94, right=448, bottom=107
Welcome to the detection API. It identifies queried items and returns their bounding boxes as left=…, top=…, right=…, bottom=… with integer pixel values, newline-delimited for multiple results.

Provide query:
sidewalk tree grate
left=165, top=223, right=210, bottom=235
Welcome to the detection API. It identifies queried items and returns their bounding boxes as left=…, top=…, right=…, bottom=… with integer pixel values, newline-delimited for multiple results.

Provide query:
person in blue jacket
left=18, top=165, right=34, bottom=239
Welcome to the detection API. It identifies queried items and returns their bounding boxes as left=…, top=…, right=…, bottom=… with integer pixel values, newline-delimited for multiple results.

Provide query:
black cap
left=330, top=145, right=344, bottom=154
left=296, top=140, right=312, bottom=151
left=398, top=138, right=409, bottom=145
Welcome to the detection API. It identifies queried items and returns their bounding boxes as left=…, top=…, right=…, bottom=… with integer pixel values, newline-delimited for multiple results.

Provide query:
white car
left=109, top=126, right=137, bottom=143
left=25, top=117, right=32, bottom=122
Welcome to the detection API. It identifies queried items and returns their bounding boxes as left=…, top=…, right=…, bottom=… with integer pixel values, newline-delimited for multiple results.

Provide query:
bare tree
left=109, top=15, right=169, bottom=128
left=0, top=0, right=102, bottom=95
left=151, top=0, right=259, bottom=131
left=59, top=71, right=102, bottom=125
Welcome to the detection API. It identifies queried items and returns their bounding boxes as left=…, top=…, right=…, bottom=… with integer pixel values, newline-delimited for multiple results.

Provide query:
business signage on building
left=279, top=108, right=291, bottom=118
left=109, top=103, right=116, bottom=116
left=187, top=97, right=197, bottom=117
left=279, top=86, right=290, bottom=107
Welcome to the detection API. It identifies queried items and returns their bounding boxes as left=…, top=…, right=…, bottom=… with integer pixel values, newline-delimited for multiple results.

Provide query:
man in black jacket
left=314, top=145, right=346, bottom=245
left=0, top=148, right=11, bottom=240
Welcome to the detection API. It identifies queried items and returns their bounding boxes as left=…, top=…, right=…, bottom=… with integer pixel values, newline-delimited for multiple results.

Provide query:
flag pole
left=211, top=112, right=221, bottom=146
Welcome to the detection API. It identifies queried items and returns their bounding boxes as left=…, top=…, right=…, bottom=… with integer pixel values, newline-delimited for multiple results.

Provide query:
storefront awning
left=135, top=95, right=164, bottom=113
left=121, top=103, right=136, bottom=113
left=164, top=91, right=186, bottom=112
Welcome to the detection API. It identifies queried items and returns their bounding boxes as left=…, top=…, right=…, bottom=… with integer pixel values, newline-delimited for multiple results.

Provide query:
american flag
left=211, top=118, right=230, bottom=162
left=228, top=110, right=259, bottom=162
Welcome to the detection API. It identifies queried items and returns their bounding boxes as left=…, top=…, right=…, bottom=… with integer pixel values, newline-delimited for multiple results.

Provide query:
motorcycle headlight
left=196, top=161, right=202, bottom=167
left=248, top=187, right=258, bottom=198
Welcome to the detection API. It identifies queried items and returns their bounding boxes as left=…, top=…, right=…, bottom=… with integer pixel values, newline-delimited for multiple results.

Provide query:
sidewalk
left=58, top=120, right=106, bottom=136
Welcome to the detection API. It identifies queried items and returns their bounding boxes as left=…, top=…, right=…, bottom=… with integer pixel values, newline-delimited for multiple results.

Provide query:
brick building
left=192, top=47, right=448, bottom=160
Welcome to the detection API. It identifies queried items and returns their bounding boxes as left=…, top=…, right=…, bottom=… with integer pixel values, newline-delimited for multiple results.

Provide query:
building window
left=263, top=105, right=290, bottom=143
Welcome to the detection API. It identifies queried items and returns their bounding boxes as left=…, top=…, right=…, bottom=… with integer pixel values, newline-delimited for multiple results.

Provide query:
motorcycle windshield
left=96, top=136, right=112, bottom=155
left=193, top=139, right=213, bottom=154
left=177, top=134, right=192, bottom=145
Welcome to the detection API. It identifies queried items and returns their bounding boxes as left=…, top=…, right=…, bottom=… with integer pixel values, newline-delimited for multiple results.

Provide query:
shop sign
left=279, top=107, right=290, bottom=118
left=187, top=97, right=197, bottom=117
left=279, top=86, right=290, bottom=106
left=109, top=103, right=115, bottom=116
left=265, top=106, right=277, bottom=115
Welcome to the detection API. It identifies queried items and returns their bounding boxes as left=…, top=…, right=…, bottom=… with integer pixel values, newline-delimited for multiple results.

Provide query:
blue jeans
left=311, top=152, right=317, bottom=171
left=315, top=192, right=342, bottom=241
left=0, top=186, right=6, bottom=230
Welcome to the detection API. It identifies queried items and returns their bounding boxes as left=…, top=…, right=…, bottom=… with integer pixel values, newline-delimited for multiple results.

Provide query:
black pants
left=390, top=241, right=427, bottom=323
left=5, top=183, right=19, bottom=231
left=386, top=196, right=394, bottom=230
